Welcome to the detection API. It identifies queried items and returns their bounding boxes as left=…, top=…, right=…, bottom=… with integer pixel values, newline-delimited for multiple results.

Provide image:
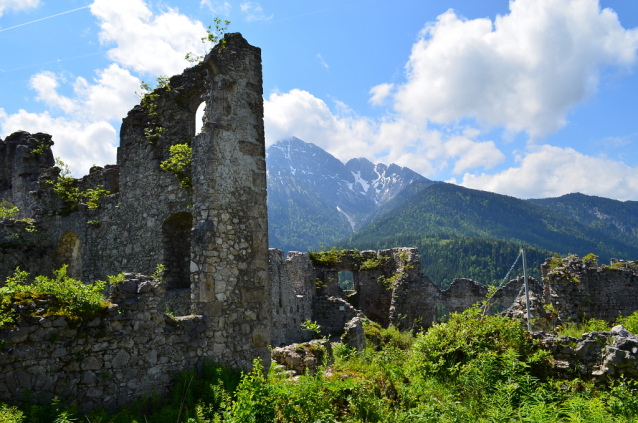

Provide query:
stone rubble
left=271, top=340, right=333, bottom=377
left=535, top=325, right=638, bottom=379
left=341, top=317, right=366, bottom=351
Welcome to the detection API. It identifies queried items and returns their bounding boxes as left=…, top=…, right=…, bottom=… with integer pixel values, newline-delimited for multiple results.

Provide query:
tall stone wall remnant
left=0, top=33, right=270, bottom=409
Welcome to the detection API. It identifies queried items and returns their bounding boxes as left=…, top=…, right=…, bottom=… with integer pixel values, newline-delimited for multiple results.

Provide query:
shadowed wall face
left=162, top=212, right=193, bottom=290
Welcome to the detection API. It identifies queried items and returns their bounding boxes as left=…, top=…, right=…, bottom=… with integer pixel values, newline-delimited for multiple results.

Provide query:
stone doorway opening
left=55, top=231, right=82, bottom=280
left=162, top=212, right=193, bottom=290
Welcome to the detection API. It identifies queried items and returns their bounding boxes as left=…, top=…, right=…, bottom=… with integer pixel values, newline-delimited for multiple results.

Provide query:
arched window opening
left=338, top=271, right=354, bottom=292
left=55, top=231, right=82, bottom=280
left=162, top=212, right=193, bottom=290
left=195, top=102, right=206, bottom=136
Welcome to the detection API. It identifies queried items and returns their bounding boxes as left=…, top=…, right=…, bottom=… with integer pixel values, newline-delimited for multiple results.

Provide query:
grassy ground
left=4, top=307, right=638, bottom=422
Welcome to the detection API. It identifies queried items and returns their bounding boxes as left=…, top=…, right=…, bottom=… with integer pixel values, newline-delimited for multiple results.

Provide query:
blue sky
left=1, top=0, right=638, bottom=200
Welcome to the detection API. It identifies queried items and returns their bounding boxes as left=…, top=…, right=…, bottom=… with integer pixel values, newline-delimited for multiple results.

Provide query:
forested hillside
left=528, top=193, right=638, bottom=248
left=344, top=183, right=638, bottom=264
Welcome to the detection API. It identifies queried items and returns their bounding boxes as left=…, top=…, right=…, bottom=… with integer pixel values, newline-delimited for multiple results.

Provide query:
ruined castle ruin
left=1, top=32, right=638, bottom=411
left=1, top=33, right=270, bottom=409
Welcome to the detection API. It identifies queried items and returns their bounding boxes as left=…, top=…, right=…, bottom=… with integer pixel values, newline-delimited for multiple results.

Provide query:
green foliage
left=160, top=143, right=192, bottom=188
left=0, top=266, right=108, bottom=328
left=556, top=317, right=612, bottom=338
left=616, top=310, right=638, bottom=334
left=7, top=319, right=638, bottom=422
left=80, top=185, right=110, bottom=209
left=0, top=199, right=20, bottom=220
left=47, top=158, right=79, bottom=212
left=144, top=126, right=167, bottom=143
left=135, top=76, right=171, bottom=116
left=152, top=263, right=166, bottom=281
left=225, top=359, right=274, bottom=422
left=411, top=306, right=551, bottom=385
left=300, top=319, right=322, bottom=336
left=359, top=257, right=382, bottom=271
left=377, top=272, right=401, bottom=290
left=364, top=320, right=414, bottom=351
left=185, top=18, right=231, bottom=64
left=582, top=253, right=599, bottom=266
left=107, top=272, right=126, bottom=286
left=30, top=138, right=50, bottom=156
left=308, top=245, right=347, bottom=267
left=0, top=403, right=24, bottom=423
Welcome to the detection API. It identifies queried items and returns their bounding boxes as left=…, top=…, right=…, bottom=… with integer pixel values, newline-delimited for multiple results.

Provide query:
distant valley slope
left=343, top=183, right=638, bottom=264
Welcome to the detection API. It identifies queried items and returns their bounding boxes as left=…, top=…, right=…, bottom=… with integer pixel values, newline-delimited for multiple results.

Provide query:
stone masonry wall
left=269, top=247, right=546, bottom=340
left=0, top=275, right=214, bottom=412
left=543, top=255, right=638, bottom=323
left=269, top=249, right=311, bottom=346
left=0, top=33, right=270, bottom=376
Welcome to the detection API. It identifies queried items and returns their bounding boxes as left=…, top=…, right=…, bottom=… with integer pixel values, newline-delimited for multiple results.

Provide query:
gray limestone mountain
left=267, top=137, right=432, bottom=252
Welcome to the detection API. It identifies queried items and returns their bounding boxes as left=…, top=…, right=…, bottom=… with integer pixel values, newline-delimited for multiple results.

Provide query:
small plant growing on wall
left=185, top=17, right=231, bottom=64
left=160, top=143, right=192, bottom=188
left=152, top=263, right=167, bottom=281
left=0, top=199, right=19, bottom=220
left=300, top=319, right=322, bottom=337
left=81, top=185, right=111, bottom=210
left=29, top=138, right=50, bottom=156
left=47, top=158, right=80, bottom=213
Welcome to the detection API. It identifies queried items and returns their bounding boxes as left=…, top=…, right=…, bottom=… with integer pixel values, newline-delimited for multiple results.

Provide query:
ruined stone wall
left=0, top=33, right=270, bottom=372
left=269, top=249, right=310, bottom=346
left=312, top=296, right=360, bottom=337
left=0, top=219, right=53, bottom=283
left=269, top=247, right=547, bottom=337
left=0, top=275, right=219, bottom=412
left=543, top=255, right=638, bottom=323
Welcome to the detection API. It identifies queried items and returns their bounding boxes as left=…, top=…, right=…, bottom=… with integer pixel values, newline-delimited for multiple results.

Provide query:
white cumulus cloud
left=393, top=0, right=638, bottom=137
left=90, top=0, right=210, bottom=76
left=368, top=83, right=394, bottom=106
left=0, top=109, right=118, bottom=176
left=264, top=89, right=505, bottom=177
left=1, top=64, right=140, bottom=176
left=0, top=0, right=39, bottom=17
left=460, top=145, right=638, bottom=200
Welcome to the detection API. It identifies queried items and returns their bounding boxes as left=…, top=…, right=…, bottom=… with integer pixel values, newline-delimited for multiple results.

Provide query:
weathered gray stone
left=271, top=340, right=333, bottom=376
left=341, top=317, right=366, bottom=351
left=535, top=326, right=638, bottom=379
